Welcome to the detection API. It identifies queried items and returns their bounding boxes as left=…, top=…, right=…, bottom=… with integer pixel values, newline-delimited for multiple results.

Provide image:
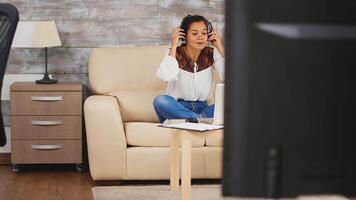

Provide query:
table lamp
left=12, top=21, right=61, bottom=84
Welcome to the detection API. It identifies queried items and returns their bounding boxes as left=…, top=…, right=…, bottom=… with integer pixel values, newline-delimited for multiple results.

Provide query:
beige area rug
left=92, top=184, right=239, bottom=200
left=92, top=184, right=348, bottom=200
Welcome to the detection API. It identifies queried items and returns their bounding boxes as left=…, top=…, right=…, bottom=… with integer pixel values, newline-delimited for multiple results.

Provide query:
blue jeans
left=153, top=95, right=214, bottom=123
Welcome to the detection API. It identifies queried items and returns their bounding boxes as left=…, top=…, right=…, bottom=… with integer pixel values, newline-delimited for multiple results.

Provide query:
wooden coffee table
left=170, top=129, right=210, bottom=200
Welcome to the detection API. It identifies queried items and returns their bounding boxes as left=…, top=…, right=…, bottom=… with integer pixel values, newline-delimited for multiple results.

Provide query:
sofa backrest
left=89, top=45, right=168, bottom=94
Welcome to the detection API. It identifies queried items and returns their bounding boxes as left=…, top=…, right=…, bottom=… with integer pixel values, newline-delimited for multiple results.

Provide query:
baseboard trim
left=0, top=153, right=11, bottom=164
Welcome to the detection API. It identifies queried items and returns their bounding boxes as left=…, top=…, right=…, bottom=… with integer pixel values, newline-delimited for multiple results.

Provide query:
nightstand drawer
left=11, top=91, right=82, bottom=115
left=11, top=116, right=82, bottom=139
left=11, top=140, right=82, bottom=164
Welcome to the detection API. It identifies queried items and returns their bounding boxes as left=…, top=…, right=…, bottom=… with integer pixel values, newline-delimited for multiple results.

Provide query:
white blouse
left=156, top=47, right=225, bottom=101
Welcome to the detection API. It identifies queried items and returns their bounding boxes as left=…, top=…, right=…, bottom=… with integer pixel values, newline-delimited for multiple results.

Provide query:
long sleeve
left=213, top=48, right=225, bottom=81
left=156, top=49, right=180, bottom=82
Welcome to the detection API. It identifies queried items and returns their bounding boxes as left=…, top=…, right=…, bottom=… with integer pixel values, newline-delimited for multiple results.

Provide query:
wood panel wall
left=0, top=0, right=224, bottom=152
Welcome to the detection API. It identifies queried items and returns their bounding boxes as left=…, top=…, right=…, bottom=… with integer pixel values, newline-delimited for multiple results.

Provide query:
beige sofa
left=84, top=45, right=223, bottom=181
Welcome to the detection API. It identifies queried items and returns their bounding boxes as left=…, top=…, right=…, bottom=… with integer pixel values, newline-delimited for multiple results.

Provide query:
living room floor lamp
left=12, top=21, right=61, bottom=84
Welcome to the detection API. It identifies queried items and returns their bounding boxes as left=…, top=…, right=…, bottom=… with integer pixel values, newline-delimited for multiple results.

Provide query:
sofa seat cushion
left=109, top=90, right=164, bottom=122
left=204, top=129, right=223, bottom=147
left=125, top=122, right=205, bottom=147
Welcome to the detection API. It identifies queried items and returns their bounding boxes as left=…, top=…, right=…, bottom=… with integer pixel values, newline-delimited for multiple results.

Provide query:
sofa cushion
left=89, top=46, right=168, bottom=94
left=109, top=90, right=164, bottom=122
left=126, top=147, right=209, bottom=179
left=205, top=129, right=223, bottom=147
left=204, top=147, right=223, bottom=178
left=125, top=122, right=205, bottom=147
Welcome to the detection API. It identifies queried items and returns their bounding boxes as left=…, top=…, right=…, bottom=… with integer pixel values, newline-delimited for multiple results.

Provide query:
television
left=223, top=0, right=356, bottom=198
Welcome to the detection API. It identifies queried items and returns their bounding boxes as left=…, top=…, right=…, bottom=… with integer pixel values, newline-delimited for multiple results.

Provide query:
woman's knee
left=153, top=95, right=175, bottom=109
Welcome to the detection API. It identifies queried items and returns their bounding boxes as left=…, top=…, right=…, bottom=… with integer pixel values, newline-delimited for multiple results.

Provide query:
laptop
left=199, top=83, right=224, bottom=125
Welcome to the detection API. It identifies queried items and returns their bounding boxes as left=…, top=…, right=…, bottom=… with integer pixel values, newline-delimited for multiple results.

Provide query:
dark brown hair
left=179, top=15, right=212, bottom=42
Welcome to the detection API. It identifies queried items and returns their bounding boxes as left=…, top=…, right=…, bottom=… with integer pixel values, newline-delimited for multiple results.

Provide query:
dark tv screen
left=223, top=0, right=356, bottom=197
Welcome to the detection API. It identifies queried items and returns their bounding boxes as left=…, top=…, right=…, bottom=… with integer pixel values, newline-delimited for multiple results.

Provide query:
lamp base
left=36, top=76, right=57, bottom=84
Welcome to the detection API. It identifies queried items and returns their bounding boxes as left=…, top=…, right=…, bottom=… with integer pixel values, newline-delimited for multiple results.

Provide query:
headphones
left=179, top=15, right=213, bottom=42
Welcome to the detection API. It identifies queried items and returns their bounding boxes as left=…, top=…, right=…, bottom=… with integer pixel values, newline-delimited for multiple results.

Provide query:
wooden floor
left=0, top=164, right=96, bottom=200
left=0, top=164, right=221, bottom=200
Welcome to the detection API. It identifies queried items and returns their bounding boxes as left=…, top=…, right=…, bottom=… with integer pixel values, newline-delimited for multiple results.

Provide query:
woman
left=153, top=15, right=225, bottom=123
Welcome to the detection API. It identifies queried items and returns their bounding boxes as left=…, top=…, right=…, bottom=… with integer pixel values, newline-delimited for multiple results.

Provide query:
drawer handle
left=31, top=144, right=63, bottom=150
left=31, top=96, right=63, bottom=101
left=31, top=120, right=63, bottom=126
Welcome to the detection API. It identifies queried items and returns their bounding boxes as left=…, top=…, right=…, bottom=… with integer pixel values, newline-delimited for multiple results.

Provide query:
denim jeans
left=153, top=95, right=214, bottom=123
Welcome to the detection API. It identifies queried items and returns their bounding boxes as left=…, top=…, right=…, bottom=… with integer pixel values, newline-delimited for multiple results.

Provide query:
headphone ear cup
left=208, top=21, right=211, bottom=34
left=179, top=25, right=186, bottom=42
left=204, top=19, right=212, bottom=37
left=208, top=22, right=212, bottom=38
left=180, top=15, right=190, bottom=41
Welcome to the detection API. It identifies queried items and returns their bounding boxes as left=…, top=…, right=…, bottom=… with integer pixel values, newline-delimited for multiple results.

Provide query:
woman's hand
left=171, top=27, right=185, bottom=47
left=209, top=27, right=225, bottom=57
left=169, top=27, right=185, bottom=58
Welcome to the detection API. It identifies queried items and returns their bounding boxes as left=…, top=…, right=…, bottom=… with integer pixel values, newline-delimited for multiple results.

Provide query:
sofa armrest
left=84, top=95, right=127, bottom=180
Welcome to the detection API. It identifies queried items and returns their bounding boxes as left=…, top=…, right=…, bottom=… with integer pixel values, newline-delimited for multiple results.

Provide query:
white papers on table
left=158, top=122, right=223, bottom=132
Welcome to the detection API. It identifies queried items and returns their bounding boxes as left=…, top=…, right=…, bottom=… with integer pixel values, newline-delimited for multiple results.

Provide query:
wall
left=0, top=0, right=224, bottom=152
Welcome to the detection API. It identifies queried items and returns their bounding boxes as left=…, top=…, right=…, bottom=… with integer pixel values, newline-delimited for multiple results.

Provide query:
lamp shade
left=12, top=21, right=61, bottom=48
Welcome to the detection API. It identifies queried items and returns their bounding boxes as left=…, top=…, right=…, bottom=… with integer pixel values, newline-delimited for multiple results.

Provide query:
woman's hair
left=180, top=15, right=212, bottom=41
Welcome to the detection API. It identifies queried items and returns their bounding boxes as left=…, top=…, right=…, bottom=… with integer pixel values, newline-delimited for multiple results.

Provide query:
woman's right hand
left=171, top=27, right=185, bottom=47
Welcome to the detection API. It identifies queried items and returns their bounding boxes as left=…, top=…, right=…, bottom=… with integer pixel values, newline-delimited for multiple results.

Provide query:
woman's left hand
left=209, top=27, right=225, bottom=57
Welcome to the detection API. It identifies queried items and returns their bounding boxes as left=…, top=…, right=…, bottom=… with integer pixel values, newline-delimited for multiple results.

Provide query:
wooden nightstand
left=10, top=82, right=83, bottom=172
